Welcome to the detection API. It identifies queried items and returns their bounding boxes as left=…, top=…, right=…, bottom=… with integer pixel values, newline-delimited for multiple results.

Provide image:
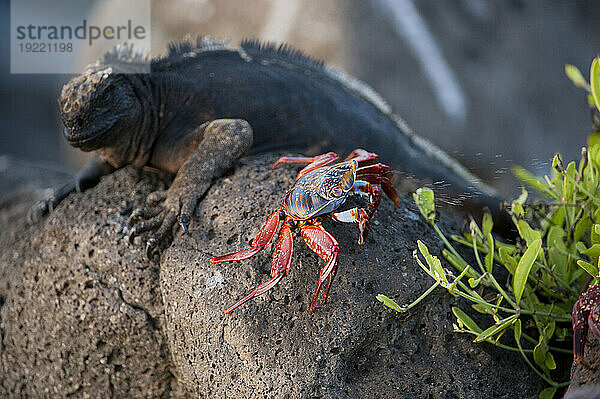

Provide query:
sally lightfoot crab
left=209, top=149, right=399, bottom=313
left=572, top=283, right=600, bottom=363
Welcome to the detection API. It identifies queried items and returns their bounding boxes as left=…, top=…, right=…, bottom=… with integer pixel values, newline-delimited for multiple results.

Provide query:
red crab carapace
left=208, top=149, right=399, bottom=313
left=572, top=284, right=600, bottom=362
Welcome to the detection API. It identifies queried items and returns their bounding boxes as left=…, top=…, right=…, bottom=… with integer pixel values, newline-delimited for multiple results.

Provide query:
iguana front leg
left=128, top=119, right=253, bottom=257
left=28, top=154, right=115, bottom=222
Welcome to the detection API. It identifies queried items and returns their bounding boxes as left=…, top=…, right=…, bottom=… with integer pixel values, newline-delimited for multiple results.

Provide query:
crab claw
left=208, top=210, right=281, bottom=263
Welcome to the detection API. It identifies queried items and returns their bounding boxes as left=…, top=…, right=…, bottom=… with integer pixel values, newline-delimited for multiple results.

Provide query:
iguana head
left=59, top=66, right=141, bottom=152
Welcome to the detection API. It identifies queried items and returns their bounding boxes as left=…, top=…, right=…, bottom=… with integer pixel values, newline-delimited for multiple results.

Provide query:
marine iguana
left=31, top=36, right=503, bottom=254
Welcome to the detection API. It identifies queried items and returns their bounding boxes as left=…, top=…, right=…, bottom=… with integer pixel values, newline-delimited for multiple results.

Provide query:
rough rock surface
left=567, top=332, right=600, bottom=396
left=1, top=154, right=543, bottom=398
left=161, top=154, right=542, bottom=398
left=0, top=167, right=182, bottom=398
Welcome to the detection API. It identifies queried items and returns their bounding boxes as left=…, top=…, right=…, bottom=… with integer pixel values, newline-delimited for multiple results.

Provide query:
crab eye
left=331, top=186, right=343, bottom=197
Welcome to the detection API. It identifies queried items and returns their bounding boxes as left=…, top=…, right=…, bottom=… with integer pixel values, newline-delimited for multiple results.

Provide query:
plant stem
left=563, top=171, right=600, bottom=206
left=457, top=329, right=533, bottom=353
left=451, top=281, right=571, bottom=321
left=515, top=336, right=570, bottom=388
left=431, top=223, right=468, bottom=268
left=400, top=281, right=440, bottom=312
left=521, top=332, right=573, bottom=354
left=471, top=233, right=487, bottom=275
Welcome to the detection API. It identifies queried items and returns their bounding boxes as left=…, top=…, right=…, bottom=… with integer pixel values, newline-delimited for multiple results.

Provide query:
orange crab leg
left=300, top=223, right=339, bottom=312
left=208, top=209, right=281, bottom=263
left=273, top=152, right=340, bottom=179
left=223, top=223, right=294, bottom=313
left=344, top=148, right=379, bottom=165
left=357, top=163, right=393, bottom=178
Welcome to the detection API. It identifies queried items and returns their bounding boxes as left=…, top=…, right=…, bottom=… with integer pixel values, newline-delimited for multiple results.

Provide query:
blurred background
left=1, top=0, right=599, bottom=200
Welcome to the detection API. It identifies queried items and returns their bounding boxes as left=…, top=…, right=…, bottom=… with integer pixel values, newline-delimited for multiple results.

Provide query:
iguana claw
left=146, top=236, right=159, bottom=259
left=179, top=214, right=191, bottom=235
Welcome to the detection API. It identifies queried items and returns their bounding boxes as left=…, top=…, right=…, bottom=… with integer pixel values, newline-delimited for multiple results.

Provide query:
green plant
left=378, top=58, right=600, bottom=399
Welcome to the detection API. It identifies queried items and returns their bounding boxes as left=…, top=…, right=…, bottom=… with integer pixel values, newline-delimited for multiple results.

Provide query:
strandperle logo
left=15, top=20, right=147, bottom=46
left=11, top=0, right=151, bottom=74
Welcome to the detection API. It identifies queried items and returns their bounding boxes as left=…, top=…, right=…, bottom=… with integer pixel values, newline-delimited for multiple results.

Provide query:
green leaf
left=593, top=224, right=600, bottom=245
left=414, top=188, right=436, bottom=224
left=547, top=225, right=567, bottom=252
left=498, top=247, right=517, bottom=275
left=417, top=240, right=447, bottom=284
left=452, top=307, right=483, bottom=333
left=539, top=387, right=556, bottom=399
left=555, top=327, right=568, bottom=341
left=485, top=233, right=494, bottom=273
left=547, top=226, right=568, bottom=279
left=581, top=244, right=600, bottom=259
left=448, top=263, right=471, bottom=293
left=475, top=315, right=517, bottom=343
left=565, top=64, right=590, bottom=91
left=552, top=154, right=564, bottom=172
left=376, top=294, right=404, bottom=313
left=533, top=336, right=547, bottom=367
left=545, top=321, right=556, bottom=340
left=574, top=216, right=593, bottom=242
left=545, top=352, right=556, bottom=370
left=591, top=57, right=600, bottom=112
left=551, top=205, right=566, bottom=228
left=515, top=187, right=528, bottom=205
left=471, top=303, right=494, bottom=315
left=577, top=259, right=599, bottom=277
left=589, top=133, right=600, bottom=148
left=513, top=166, right=555, bottom=197
left=442, top=249, right=477, bottom=279
left=594, top=208, right=600, bottom=225
left=563, top=161, right=577, bottom=200
left=514, top=239, right=542, bottom=305
left=482, top=212, right=493, bottom=237
left=517, top=220, right=541, bottom=245
left=511, top=202, right=524, bottom=218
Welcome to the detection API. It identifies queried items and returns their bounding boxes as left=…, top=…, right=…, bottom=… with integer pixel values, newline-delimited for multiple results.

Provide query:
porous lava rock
left=1, top=154, right=541, bottom=398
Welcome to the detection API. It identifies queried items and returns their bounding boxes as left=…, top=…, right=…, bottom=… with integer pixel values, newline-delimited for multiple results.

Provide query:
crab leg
left=224, top=223, right=294, bottom=313
left=357, top=163, right=393, bottom=178
left=344, top=148, right=378, bottom=165
left=300, top=223, right=339, bottom=312
left=355, top=172, right=398, bottom=209
left=273, top=152, right=340, bottom=179
left=208, top=209, right=281, bottom=263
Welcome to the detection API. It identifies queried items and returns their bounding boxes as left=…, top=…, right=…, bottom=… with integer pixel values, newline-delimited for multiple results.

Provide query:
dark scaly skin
left=572, top=284, right=600, bottom=363
left=30, top=36, right=506, bottom=253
